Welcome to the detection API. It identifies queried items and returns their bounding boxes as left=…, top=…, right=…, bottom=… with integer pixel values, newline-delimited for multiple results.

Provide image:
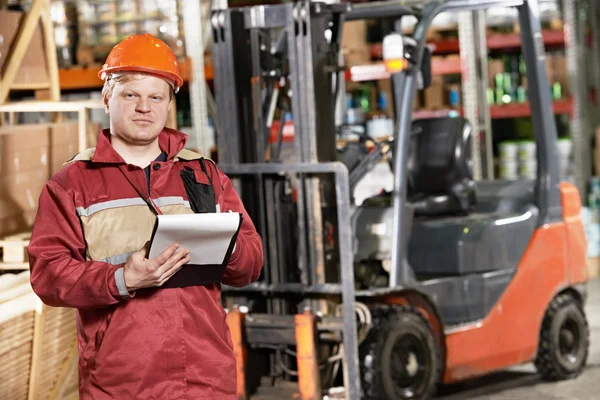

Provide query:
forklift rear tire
left=361, top=305, right=441, bottom=400
left=534, top=293, right=589, bottom=381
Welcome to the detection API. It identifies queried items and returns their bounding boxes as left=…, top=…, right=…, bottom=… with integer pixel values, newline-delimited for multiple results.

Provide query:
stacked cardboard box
left=0, top=123, right=92, bottom=238
left=0, top=11, right=49, bottom=86
left=342, top=20, right=371, bottom=66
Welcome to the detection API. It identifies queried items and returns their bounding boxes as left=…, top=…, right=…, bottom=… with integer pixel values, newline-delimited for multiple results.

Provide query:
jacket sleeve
left=218, top=170, right=264, bottom=287
left=28, top=179, right=123, bottom=309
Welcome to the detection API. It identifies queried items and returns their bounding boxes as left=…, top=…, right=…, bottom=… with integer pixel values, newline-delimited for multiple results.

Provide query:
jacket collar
left=92, top=128, right=189, bottom=164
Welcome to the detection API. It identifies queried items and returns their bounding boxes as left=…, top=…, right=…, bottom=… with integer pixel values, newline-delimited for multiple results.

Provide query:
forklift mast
left=210, top=1, right=561, bottom=399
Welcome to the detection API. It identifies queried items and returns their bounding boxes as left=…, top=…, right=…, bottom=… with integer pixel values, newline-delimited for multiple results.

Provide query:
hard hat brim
left=98, top=65, right=183, bottom=90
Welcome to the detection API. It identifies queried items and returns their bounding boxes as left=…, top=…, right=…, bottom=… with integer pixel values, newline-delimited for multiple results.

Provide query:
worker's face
left=106, top=75, right=172, bottom=145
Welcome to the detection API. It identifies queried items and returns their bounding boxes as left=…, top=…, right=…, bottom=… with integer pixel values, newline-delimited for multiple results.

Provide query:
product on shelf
left=499, top=141, right=519, bottom=180
left=95, top=1, right=117, bottom=22
left=117, top=0, right=138, bottom=20
left=557, top=138, right=572, bottom=177
left=73, top=0, right=187, bottom=64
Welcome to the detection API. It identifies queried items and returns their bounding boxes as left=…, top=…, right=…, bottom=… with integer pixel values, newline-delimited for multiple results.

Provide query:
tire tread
left=360, top=305, right=441, bottom=400
left=534, top=293, right=589, bottom=381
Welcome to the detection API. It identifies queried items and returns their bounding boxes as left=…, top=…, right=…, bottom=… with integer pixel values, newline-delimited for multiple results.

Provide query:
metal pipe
left=345, top=0, right=525, bottom=22
left=345, top=2, right=413, bottom=21
left=519, top=0, right=562, bottom=224
left=389, top=71, right=412, bottom=288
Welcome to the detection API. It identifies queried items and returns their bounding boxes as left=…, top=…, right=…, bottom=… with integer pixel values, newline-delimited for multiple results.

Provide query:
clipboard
left=147, top=212, right=243, bottom=288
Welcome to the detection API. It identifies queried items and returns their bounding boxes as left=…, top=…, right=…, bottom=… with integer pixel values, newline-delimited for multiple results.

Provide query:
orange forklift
left=211, top=0, right=590, bottom=398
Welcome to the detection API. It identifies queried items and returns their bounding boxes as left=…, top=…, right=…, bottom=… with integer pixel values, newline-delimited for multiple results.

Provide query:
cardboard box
left=50, top=124, right=79, bottom=147
left=0, top=146, right=49, bottom=176
left=424, top=76, right=445, bottom=109
left=545, top=56, right=554, bottom=86
left=0, top=125, right=50, bottom=151
left=0, top=11, right=49, bottom=86
left=0, top=209, right=36, bottom=237
left=488, top=59, right=505, bottom=88
left=0, top=123, right=82, bottom=237
left=0, top=169, right=48, bottom=211
left=342, top=20, right=371, bottom=66
left=552, top=54, right=569, bottom=95
left=342, top=21, right=369, bottom=52
left=377, top=79, right=393, bottom=117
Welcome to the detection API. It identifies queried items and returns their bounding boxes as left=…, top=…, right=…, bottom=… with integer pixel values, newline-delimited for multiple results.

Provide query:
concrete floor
left=436, top=277, right=600, bottom=400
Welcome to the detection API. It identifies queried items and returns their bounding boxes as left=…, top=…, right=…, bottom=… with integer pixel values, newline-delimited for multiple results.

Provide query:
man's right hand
left=124, top=243, right=190, bottom=291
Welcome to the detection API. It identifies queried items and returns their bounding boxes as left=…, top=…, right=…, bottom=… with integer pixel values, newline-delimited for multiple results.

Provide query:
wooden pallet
left=0, top=232, right=31, bottom=270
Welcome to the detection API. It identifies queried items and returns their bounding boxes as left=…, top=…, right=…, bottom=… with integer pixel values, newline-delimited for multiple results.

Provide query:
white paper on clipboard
left=148, top=213, right=242, bottom=265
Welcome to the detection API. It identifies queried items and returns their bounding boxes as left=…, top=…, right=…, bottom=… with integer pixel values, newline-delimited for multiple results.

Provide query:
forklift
left=210, top=0, right=590, bottom=399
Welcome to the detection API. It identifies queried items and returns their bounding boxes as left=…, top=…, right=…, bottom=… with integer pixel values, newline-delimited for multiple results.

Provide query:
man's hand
left=124, top=243, right=190, bottom=291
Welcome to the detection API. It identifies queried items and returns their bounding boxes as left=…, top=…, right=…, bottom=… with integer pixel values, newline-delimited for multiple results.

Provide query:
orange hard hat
left=98, top=33, right=183, bottom=92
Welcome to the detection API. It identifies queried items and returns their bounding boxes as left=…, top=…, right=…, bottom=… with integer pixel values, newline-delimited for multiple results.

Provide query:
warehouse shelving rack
left=347, top=0, right=596, bottom=197
left=456, top=0, right=597, bottom=197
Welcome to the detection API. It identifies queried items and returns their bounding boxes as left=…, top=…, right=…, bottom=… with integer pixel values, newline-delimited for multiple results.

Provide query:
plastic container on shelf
left=53, top=25, right=70, bottom=48
left=499, top=141, right=519, bottom=161
left=158, top=2, right=178, bottom=19
left=499, top=160, right=519, bottom=180
left=449, top=85, right=461, bottom=109
left=50, top=1, right=67, bottom=24
left=95, top=1, right=117, bottom=22
left=366, top=117, right=393, bottom=139
left=118, top=22, right=138, bottom=40
left=345, top=108, right=365, bottom=125
left=518, top=141, right=536, bottom=162
left=97, top=23, right=118, bottom=45
left=77, top=0, right=97, bottom=24
left=78, top=25, right=97, bottom=46
left=138, top=0, right=159, bottom=18
left=142, top=20, right=160, bottom=36
left=519, top=160, right=537, bottom=179
left=557, top=138, right=573, bottom=158
left=117, top=0, right=138, bottom=21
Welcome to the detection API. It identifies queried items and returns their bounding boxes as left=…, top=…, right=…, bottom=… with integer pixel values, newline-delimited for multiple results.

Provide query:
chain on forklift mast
left=211, top=0, right=591, bottom=399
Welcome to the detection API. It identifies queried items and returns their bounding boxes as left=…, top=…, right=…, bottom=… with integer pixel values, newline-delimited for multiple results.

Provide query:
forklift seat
left=408, top=117, right=476, bottom=216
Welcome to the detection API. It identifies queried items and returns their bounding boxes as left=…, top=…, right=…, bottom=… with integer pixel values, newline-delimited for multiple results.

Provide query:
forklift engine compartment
left=212, top=0, right=591, bottom=399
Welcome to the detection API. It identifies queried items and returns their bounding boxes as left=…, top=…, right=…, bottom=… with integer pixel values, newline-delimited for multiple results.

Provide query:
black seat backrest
left=408, top=117, right=476, bottom=216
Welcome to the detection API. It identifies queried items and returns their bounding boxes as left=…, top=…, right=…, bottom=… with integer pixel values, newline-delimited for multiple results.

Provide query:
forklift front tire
left=534, top=293, right=590, bottom=381
left=361, top=305, right=441, bottom=400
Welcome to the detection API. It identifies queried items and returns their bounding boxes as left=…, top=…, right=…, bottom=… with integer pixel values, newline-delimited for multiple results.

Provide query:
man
left=28, top=33, right=263, bottom=399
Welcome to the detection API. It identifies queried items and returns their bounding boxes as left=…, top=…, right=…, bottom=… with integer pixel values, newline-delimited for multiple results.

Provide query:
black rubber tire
left=534, top=293, right=589, bottom=381
left=360, top=305, right=441, bottom=400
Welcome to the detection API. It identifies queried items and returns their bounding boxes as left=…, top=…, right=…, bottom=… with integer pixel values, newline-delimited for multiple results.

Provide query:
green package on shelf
left=495, top=87, right=505, bottom=105
left=517, top=87, right=527, bottom=103
left=503, top=72, right=513, bottom=92
left=495, top=73, right=504, bottom=90
left=487, top=88, right=495, bottom=105
left=553, top=82, right=562, bottom=100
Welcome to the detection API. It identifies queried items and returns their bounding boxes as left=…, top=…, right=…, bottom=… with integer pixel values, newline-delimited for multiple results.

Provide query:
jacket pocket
left=180, top=167, right=217, bottom=213
left=86, top=309, right=114, bottom=371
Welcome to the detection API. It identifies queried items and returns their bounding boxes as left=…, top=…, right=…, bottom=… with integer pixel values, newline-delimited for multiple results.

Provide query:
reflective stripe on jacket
left=28, top=128, right=263, bottom=399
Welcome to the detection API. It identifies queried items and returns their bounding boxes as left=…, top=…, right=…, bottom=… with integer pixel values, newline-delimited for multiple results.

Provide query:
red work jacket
left=28, top=128, right=263, bottom=399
